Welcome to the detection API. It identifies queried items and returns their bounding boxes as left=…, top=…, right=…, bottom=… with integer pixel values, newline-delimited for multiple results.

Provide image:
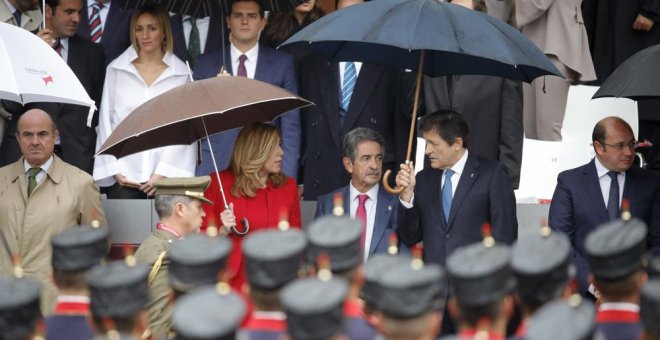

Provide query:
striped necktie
left=89, top=2, right=104, bottom=43
left=341, top=62, right=356, bottom=112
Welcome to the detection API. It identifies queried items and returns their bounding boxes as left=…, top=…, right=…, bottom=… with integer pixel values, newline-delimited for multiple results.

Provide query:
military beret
left=154, top=176, right=212, bottom=204
left=88, top=261, right=150, bottom=318
left=306, top=215, right=362, bottom=273
left=0, top=277, right=41, bottom=339
left=243, top=228, right=307, bottom=289
left=51, top=225, right=109, bottom=271
left=585, top=217, right=647, bottom=280
left=168, top=234, right=232, bottom=293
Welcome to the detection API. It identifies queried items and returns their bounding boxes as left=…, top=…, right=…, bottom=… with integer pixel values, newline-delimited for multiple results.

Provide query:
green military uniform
left=135, top=229, right=179, bottom=339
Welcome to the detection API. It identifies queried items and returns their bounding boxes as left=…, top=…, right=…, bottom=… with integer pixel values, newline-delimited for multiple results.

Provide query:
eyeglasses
left=599, top=140, right=639, bottom=151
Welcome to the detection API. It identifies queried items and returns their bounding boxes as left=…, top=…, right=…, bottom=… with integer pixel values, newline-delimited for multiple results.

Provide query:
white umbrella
left=0, top=22, right=96, bottom=122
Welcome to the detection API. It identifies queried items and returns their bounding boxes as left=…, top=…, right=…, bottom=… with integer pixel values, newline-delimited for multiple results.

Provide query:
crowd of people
left=1, top=0, right=660, bottom=338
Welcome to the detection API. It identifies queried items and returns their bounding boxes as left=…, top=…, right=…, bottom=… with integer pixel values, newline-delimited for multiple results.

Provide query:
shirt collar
left=3, top=0, right=17, bottom=14
left=87, top=0, right=109, bottom=8
left=594, top=156, right=625, bottom=179
left=448, top=149, right=469, bottom=175
left=24, top=155, right=54, bottom=174
left=349, top=182, right=379, bottom=202
left=230, top=42, right=259, bottom=63
left=58, top=37, right=69, bottom=51
left=599, top=302, right=640, bottom=313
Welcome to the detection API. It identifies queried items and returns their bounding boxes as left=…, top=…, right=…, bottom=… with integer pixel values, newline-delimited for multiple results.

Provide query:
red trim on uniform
left=596, top=310, right=640, bottom=323
left=54, top=301, right=90, bottom=315
left=514, top=320, right=527, bottom=337
left=344, top=299, right=363, bottom=318
left=242, top=316, right=286, bottom=331
left=157, top=223, right=182, bottom=239
left=458, top=329, right=505, bottom=340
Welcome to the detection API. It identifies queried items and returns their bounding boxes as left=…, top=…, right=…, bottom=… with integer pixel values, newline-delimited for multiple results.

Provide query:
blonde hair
left=129, top=3, right=174, bottom=54
left=229, top=123, right=287, bottom=198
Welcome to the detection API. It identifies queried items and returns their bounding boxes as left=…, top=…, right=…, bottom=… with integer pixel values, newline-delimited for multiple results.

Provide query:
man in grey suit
left=315, top=127, right=406, bottom=261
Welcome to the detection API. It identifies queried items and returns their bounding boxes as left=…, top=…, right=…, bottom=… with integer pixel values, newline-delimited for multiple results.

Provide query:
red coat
left=202, top=170, right=302, bottom=290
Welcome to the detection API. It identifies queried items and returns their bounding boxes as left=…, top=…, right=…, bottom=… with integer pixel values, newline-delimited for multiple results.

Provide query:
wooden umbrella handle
left=383, top=50, right=425, bottom=194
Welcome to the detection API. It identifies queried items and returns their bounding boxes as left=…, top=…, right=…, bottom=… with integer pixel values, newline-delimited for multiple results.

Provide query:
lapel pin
left=470, top=173, right=474, bottom=178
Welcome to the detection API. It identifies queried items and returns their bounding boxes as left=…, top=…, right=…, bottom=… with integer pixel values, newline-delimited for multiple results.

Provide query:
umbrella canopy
left=282, top=0, right=561, bottom=82
left=0, top=22, right=95, bottom=108
left=116, top=0, right=305, bottom=17
left=96, top=75, right=313, bottom=158
left=592, top=44, right=660, bottom=100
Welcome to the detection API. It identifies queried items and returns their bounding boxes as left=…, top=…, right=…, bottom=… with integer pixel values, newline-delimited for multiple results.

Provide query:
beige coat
left=135, top=229, right=178, bottom=340
left=516, top=0, right=597, bottom=82
left=0, top=156, right=106, bottom=314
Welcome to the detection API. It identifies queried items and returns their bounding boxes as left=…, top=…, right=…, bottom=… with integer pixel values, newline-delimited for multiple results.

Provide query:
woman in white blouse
left=94, top=3, right=196, bottom=199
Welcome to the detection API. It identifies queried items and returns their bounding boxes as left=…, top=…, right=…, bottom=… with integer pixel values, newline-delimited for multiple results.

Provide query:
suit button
left=314, top=152, right=321, bottom=159
left=311, top=121, right=318, bottom=128
left=313, top=180, right=320, bottom=188
left=445, top=233, right=450, bottom=239
left=370, top=118, right=377, bottom=124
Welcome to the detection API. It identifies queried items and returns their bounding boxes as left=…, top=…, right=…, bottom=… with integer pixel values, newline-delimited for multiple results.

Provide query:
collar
left=24, top=155, right=54, bottom=174
left=54, top=295, right=91, bottom=315
left=447, top=149, right=469, bottom=176
left=56, top=37, right=69, bottom=51
left=594, top=156, right=626, bottom=179
left=87, top=0, right=109, bottom=8
left=156, top=223, right=183, bottom=239
left=349, top=182, right=379, bottom=202
left=243, top=311, right=287, bottom=331
left=2, top=0, right=16, bottom=14
left=343, top=299, right=364, bottom=318
left=597, top=303, right=640, bottom=323
left=230, top=42, right=259, bottom=63
left=111, top=47, right=189, bottom=78
left=599, top=302, right=640, bottom=313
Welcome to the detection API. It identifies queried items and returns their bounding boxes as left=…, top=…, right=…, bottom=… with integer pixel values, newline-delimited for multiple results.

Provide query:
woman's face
left=260, top=139, right=283, bottom=176
left=135, top=13, right=164, bottom=54
left=294, top=0, right=315, bottom=15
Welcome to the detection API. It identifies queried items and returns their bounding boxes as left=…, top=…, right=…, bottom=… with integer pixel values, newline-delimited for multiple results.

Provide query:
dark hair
left=44, top=0, right=60, bottom=11
left=230, top=0, right=265, bottom=18
left=249, top=286, right=283, bottom=311
left=342, top=127, right=385, bottom=161
left=419, top=110, right=470, bottom=149
left=592, top=116, right=633, bottom=145
left=593, top=271, right=643, bottom=301
left=262, top=1, right=324, bottom=46
left=458, top=300, right=502, bottom=327
left=53, top=270, right=88, bottom=290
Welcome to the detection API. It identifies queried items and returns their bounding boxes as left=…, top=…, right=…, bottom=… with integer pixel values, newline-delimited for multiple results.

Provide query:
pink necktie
left=356, top=194, right=368, bottom=250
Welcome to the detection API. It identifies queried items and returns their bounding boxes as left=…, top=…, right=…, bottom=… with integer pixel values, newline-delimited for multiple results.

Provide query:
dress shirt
left=400, top=149, right=469, bottom=208
left=182, top=15, right=209, bottom=53
left=339, top=61, right=363, bottom=87
left=24, top=155, right=54, bottom=187
left=56, top=36, right=69, bottom=62
left=349, top=182, right=379, bottom=262
left=230, top=43, right=258, bottom=79
left=2, top=0, right=18, bottom=23
left=86, top=0, right=109, bottom=31
left=93, top=47, right=196, bottom=187
left=594, top=157, right=625, bottom=209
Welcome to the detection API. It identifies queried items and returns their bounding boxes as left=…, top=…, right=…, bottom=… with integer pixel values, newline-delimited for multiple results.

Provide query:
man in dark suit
left=193, top=0, right=300, bottom=180
left=170, top=14, right=226, bottom=69
left=549, top=116, right=660, bottom=295
left=76, top=0, right=131, bottom=65
left=315, top=127, right=406, bottom=260
left=0, top=0, right=105, bottom=173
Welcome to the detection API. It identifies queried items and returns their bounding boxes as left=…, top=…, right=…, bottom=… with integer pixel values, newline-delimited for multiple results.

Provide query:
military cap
left=172, top=284, right=246, bottom=340
left=647, top=256, right=660, bottom=279
left=306, top=215, right=362, bottom=272
left=0, top=277, right=41, bottom=339
left=377, top=261, right=446, bottom=318
left=362, top=254, right=410, bottom=308
left=526, top=296, right=596, bottom=340
left=168, top=234, right=232, bottom=293
left=585, top=217, right=647, bottom=280
left=447, top=241, right=515, bottom=307
left=282, top=276, right=348, bottom=340
left=88, top=261, right=150, bottom=318
left=51, top=225, right=109, bottom=271
left=511, top=227, right=571, bottom=305
left=641, top=279, right=660, bottom=333
left=154, top=176, right=212, bottom=204
left=243, top=228, right=307, bottom=289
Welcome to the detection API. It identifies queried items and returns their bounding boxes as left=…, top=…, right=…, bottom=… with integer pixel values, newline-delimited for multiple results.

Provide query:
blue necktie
left=341, top=62, right=356, bottom=112
left=442, top=169, right=454, bottom=223
left=606, top=171, right=620, bottom=220
left=13, top=10, right=21, bottom=26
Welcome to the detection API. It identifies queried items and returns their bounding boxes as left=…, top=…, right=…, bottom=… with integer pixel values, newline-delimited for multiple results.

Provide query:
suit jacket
left=398, top=153, right=518, bottom=266
left=76, top=1, right=132, bottom=65
left=0, top=156, right=106, bottom=314
left=516, top=0, right=596, bottom=81
left=315, top=185, right=409, bottom=257
left=135, top=229, right=179, bottom=340
left=423, top=75, right=523, bottom=189
left=0, top=0, right=41, bottom=32
left=549, top=159, right=660, bottom=293
left=300, top=56, right=412, bottom=200
left=193, top=45, right=301, bottom=179
left=170, top=14, right=226, bottom=64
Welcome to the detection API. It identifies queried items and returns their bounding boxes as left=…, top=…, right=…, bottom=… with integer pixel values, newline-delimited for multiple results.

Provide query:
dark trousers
left=105, top=183, right=148, bottom=199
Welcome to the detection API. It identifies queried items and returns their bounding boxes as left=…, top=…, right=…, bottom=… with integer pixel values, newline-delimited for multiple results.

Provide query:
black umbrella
left=592, top=44, right=660, bottom=100
left=281, top=0, right=561, bottom=193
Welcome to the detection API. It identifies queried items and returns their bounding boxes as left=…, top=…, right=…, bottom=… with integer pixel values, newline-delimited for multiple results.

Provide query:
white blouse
left=93, top=47, right=196, bottom=188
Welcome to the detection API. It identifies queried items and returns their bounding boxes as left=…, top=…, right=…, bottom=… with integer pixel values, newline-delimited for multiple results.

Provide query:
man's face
left=594, top=121, right=636, bottom=173
left=47, top=0, right=83, bottom=38
left=343, top=140, right=383, bottom=192
left=11, top=0, right=39, bottom=12
left=423, top=129, right=461, bottom=170
left=17, top=110, right=58, bottom=167
left=181, top=199, right=206, bottom=233
left=227, top=1, right=265, bottom=46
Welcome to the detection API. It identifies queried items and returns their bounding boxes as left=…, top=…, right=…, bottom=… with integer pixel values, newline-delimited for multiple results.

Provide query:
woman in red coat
left=201, top=123, right=302, bottom=290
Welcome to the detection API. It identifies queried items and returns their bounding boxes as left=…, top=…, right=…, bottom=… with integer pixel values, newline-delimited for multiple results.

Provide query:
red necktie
left=237, top=54, right=248, bottom=77
left=356, top=194, right=368, bottom=250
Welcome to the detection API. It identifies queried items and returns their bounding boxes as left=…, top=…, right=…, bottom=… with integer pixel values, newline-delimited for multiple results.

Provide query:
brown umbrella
left=96, top=75, right=312, bottom=233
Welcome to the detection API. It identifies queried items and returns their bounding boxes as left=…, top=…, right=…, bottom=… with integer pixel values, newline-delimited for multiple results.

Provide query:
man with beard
left=315, top=127, right=403, bottom=261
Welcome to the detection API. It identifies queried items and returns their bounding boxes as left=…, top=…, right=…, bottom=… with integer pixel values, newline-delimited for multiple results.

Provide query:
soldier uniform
left=0, top=276, right=42, bottom=339
left=240, top=227, right=307, bottom=340
left=46, top=225, right=109, bottom=340
left=586, top=217, right=647, bottom=340
left=134, top=176, right=213, bottom=338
